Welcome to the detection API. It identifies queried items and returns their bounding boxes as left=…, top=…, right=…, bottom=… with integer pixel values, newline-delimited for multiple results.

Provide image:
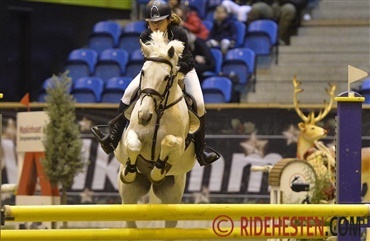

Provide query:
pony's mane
left=144, top=31, right=184, bottom=64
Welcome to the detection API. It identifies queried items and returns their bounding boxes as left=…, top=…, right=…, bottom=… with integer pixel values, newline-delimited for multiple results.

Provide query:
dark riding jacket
left=140, top=25, right=195, bottom=76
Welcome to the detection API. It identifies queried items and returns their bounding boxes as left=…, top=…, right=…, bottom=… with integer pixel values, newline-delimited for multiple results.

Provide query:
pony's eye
left=141, top=70, right=145, bottom=76
left=164, top=75, right=170, bottom=81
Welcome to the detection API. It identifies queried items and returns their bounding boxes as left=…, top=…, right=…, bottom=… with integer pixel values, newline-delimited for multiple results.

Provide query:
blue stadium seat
left=130, top=48, right=144, bottom=61
left=361, top=78, right=370, bottom=91
left=38, top=77, right=53, bottom=102
left=38, top=76, right=73, bottom=102
left=101, top=76, right=132, bottom=103
left=71, top=76, right=104, bottom=103
left=185, top=0, right=207, bottom=19
left=234, top=20, right=246, bottom=48
left=361, top=78, right=370, bottom=104
left=207, top=0, right=223, bottom=8
left=94, top=49, right=129, bottom=82
left=123, top=21, right=147, bottom=34
left=205, top=8, right=215, bottom=21
left=202, top=76, right=233, bottom=103
left=64, top=48, right=98, bottom=83
left=88, top=21, right=122, bottom=53
left=202, top=48, right=223, bottom=78
left=210, top=48, right=223, bottom=74
left=125, top=49, right=144, bottom=78
left=222, top=48, right=256, bottom=86
left=202, top=20, right=213, bottom=31
left=118, top=32, right=141, bottom=56
left=244, top=19, right=278, bottom=63
left=362, top=92, right=370, bottom=104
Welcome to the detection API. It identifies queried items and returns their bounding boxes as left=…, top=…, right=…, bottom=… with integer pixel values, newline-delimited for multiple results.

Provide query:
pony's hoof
left=120, top=170, right=136, bottom=184
left=149, top=175, right=165, bottom=185
left=149, top=168, right=166, bottom=185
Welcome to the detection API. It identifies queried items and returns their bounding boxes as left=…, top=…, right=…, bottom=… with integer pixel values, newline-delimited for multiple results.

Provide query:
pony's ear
left=167, top=46, right=175, bottom=59
left=140, top=39, right=151, bottom=57
left=168, top=40, right=184, bottom=58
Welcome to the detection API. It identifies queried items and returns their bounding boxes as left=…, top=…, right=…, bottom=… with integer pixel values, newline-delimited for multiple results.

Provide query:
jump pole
left=335, top=91, right=365, bottom=241
left=1, top=227, right=331, bottom=241
left=2, top=204, right=370, bottom=222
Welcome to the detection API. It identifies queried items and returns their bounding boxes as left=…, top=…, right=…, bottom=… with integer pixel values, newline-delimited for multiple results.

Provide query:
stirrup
left=91, top=125, right=116, bottom=154
left=198, top=146, right=221, bottom=166
left=204, top=146, right=221, bottom=160
left=91, top=125, right=110, bottom=142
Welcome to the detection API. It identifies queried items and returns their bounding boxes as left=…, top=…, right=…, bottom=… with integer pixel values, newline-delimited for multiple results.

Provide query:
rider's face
left=148, top=18, right=169, bottom=32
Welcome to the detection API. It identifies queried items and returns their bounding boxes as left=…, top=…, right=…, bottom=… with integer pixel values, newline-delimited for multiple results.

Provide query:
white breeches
left=120, top=68, right=205, bottom=116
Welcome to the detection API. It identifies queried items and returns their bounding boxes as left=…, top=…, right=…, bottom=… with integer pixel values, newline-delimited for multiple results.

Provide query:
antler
left=293, top=75, right=309, bottom=123
left=312, top=82, right=336, bottom=123
left=292, top=76, right=336, bottom=124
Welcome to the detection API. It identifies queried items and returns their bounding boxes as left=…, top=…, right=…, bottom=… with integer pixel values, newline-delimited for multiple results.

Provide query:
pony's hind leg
left=150, top=135, right=183, bottom=184
left=120, top=129, right=142, bottom=183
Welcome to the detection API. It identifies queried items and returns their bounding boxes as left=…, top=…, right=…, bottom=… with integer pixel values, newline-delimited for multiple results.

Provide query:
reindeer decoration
left=291, top=76, right=340, bottom=204
left=292, top=76, right=337, bottom=184
left=268, top=77, right=369, bottom=205
left=293, top=76, right=336, bottom=160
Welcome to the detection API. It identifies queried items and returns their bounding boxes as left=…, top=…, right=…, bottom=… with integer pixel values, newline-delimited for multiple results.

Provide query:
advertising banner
left=2, top=107, right=369, bottom=204
left=16, top=111, right=49, bottom=152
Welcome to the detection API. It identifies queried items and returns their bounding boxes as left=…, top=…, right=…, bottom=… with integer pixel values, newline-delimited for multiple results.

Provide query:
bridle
left=140, top=57, right=183, bottom=112
left=139, top=56, right=184, bottom=161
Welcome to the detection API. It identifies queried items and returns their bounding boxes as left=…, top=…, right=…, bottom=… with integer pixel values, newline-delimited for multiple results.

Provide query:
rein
left=139, top=57, right=184, bottom=161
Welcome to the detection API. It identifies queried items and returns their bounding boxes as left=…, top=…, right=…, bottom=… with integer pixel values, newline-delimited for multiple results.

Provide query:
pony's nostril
left=139, top=113, right=152, bottom=126
left=146, top=114, right=153, bottom=124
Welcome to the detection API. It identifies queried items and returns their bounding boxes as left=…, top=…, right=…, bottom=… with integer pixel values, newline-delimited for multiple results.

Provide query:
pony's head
left=136, top=31, right=184, bottom=126
left=139, top=31, right=184, bottom=76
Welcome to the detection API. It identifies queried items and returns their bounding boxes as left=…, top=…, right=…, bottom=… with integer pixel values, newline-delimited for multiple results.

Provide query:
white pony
left=114, top=32, right=199, bottom=228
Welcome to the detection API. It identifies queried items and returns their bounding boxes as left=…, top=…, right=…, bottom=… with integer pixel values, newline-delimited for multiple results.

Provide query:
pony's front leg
left=120, top=129, right=142, bottom=184
left=150, top=135, right=183, bottom=184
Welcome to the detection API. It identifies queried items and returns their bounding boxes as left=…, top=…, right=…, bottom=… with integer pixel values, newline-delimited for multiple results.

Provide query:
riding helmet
left=144, top=0, right=172, bottom=22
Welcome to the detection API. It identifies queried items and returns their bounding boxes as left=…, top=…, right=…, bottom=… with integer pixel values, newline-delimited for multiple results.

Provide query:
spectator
left=276, top=0, right=308, bottom=44
left=185, top=30, right=216, bottom=80
left=206, top=5, right=238, bottom=54
left=246, top=0, right=308, bottom=45
left=246, top=0, right=276, bottom=24
left=174, top=5, right=209, bottom=40
left=168, top=0, right=181, bottom=9
left=221, top=0, right=252, bottom=23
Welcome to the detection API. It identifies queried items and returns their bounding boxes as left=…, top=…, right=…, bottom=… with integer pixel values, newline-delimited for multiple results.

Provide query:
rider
left=94, top=0, right=220, bottom=166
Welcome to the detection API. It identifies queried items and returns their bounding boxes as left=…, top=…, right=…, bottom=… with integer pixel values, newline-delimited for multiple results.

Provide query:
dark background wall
left=0, top=0, right=130, bottom=102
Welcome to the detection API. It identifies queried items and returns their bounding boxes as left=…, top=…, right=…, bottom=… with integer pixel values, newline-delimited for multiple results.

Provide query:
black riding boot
left=92, top=102, right=128, bottom=154
left=194, top=115, right=220, bottom=166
